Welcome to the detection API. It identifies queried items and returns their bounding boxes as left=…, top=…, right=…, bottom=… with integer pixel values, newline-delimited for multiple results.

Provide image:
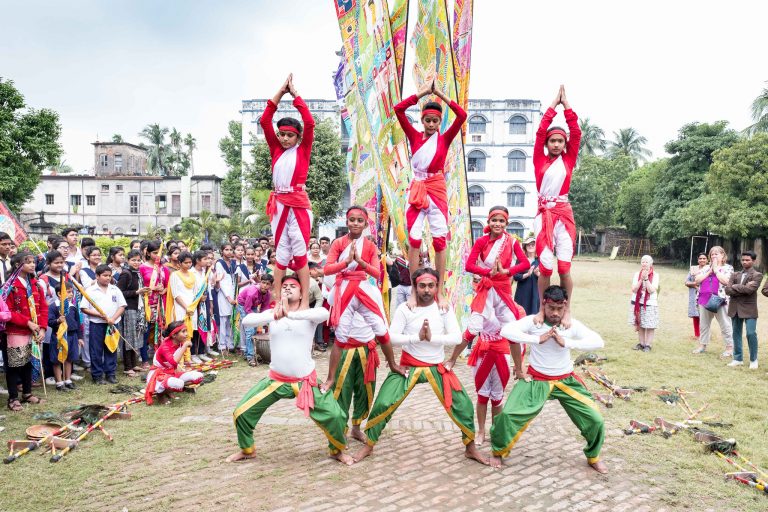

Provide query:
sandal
left=7, top=399, right=23, bottom=411
left=692, top=345, right=706, bottom=354
left=133, top=366, right=144, bottom=372
left=21, top=394, right=44, bottom=405
left=123, top=370, right=137, bottom=377
left=248, top=359, right=257, bottom=367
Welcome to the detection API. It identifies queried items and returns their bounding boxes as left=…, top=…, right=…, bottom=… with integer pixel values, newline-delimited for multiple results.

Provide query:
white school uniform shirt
left=500, top=315, right=604, bottom=376
left=242, top=307, right=330, bottom=378
left=215, top=259, right=236, bottom=316
left=80, top=283, right=127, bottom=323
left=389, top=302, right=461, bottom=364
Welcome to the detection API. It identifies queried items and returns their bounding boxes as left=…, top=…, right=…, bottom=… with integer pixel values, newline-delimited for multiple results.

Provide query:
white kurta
left=169, top=271, right=203, bottom=327
left=389, top=302, right=461, bottom=364
left=215, top=260, right=236, bottom=316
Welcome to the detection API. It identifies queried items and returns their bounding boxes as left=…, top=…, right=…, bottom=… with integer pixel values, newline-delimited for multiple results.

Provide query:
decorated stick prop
left=25, top=278, right=47, bottom=397
left=68, top=277, right=121, bottom=353
left=4, top=419, right=82, bottom=464
left=623, top=419, right=656, bottom=435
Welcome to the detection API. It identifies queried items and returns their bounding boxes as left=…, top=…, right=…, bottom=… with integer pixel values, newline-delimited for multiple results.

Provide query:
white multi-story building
left=22, top=142, right=228, bottom=237
left=240, top=97, right=542, bottom=242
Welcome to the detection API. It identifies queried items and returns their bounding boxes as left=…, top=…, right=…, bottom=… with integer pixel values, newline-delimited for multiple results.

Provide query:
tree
left=646, top=122, right=739, bottom=245
left=138, top=124, right=169, bottom=175
left=0, top=78, right=62, bottom=212
left=578, top=118, right=606, bottom=156
left=615, top=159, right=668, bottom=236
left=49, top=157, right=73, bottom=174
left=245, top=118, right=345, bottom=227
left=111, top=134, right=124, bottom=143
left=220, top=120, right=243, bottom=212
left=184, top=133, right=196, bottom=175
left=678, top=134, right=768, bottom=239
left=746, top=84, right=768, bottom=135
left=569, top=154, right=635, bottom=231
left=607, top=127, right=652, bottom=164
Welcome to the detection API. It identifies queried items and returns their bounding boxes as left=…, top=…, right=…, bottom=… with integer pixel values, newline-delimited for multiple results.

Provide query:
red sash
left=269, top=369, right=317, bottom=417
left=468, top=334, right=511, bottom=394
left=527, top=366, right=586, bottom=387
left=335, top=338, right=379, bottom=384
left=328, top=272, right=383, bottom=327
left=408, top=172, right=448, bottom=211
left=535, top=198, right=577, bottom=255
left=470, top=276, right=525, bottom=319
left=266, top=188, right=311, bottom=222
left=399, top=351, right=462, bottom=410
left=144, top=366, right=181, bottom=405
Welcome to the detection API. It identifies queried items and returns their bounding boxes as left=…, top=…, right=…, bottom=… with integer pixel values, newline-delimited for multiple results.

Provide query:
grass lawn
left=0, top=257, right=766, bottom=511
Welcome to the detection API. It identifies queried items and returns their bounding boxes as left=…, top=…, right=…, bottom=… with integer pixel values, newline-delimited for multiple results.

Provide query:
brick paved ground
left=144, top=348, right=671, bottom=512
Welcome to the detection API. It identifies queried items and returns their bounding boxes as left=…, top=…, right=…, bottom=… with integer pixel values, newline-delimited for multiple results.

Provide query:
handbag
left=704, top=294, right=725, bottom=313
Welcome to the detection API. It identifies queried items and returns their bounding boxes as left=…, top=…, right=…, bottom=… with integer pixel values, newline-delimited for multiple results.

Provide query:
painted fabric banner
left=388, top=0, right=409, bottom=86
left=334, top=0, right=412, bottom=256
left=452, top=0, right=473, bottom=116
left=410, top=0, right=473, bottom=322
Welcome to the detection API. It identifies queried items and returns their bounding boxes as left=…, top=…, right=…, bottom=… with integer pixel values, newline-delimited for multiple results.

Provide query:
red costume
left=261, top=97, right=315, bottom=270
left=394, top=94, right=467, bottom=251
left=145, top=336, right=203, bottom=405
left=5, top=277, right=48, bottom=336
left=532, top=107, right=581, bottom=276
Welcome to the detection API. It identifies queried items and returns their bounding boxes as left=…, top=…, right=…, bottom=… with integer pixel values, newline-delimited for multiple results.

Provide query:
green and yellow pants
left=333, top=344, right=376, bottom=427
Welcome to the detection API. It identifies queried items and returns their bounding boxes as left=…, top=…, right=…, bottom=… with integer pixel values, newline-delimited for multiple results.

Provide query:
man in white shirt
left=490, top=285, right=607, bottom=473
left=354, top=268, right=489, bottom=465
left=227, top=276, right=352, bottom=465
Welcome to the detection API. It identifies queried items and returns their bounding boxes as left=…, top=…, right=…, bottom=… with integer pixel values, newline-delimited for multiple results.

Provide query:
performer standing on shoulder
left=490, top=285, right=607, bottom=473
left=394, top=79, right=467, bottom=310
left=532, top=85, right=581, bottom=326
left=261, top=74, right=315, bottom=309
left=227, top=276, right=352, bottom=465
left=354, top=268, right=489, bottom=466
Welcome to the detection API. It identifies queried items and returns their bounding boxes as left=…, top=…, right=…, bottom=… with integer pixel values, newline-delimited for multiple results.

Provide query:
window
left=507, top=150, right=526, bottom=172
left=86, top=195, right=95, bottom=206
left=201, top=194, right=211, bottom=211
left=155, top=194, right=167, bottom=214
left=171, top=194, right=181, bottom=215
left=101, top=224, right=109, bottom=232
left=471, top=221, right=484, bottom=241
left=468, top=116, right=486, bottom=134
left=467, top=150, right=486, bottom=172
left=116, top=184, right=124, bottom=191
left=45, top=194, right=54, bottom=205
left=509, top=115, right=527, bottom=135
left=128, top=155, right=135, bottom=173
left=70, top=195, right=81, bottom=207
left=114, top=153, right=123, bottom=172
left=506, top=186, right=525, bottom=208
left=130, top=224, right=137, bottom=232
left=507, top=221, right=525, bottom=239
left=129, top=194, right=138, bottom=214
left=471, top=135, right=481, bottom=143
left=256, top=117, right=263, bottom=135
left=101, top=184, right=109, bottom=192
left=100, top=154, right=108, bottom=167
left=468, top=185, right=485, bottom=207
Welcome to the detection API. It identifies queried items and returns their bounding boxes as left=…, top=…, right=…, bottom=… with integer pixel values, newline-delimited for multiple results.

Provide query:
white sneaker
left=726, top=360, right=743, bottom=367
left=191, top=356, right=203, bottom=365
left=73, top=364, right=84, bottom=372
left=749, top=361, right=759, bottom=369
left=45, top=376, right=56, bottom=385
left=199, top=355, right=212, bottom=363
left=70, top=374, right=84, bottom=381
left=0, top=386, right=8, bottom=395
left=207, top=349, right=220, bottom=357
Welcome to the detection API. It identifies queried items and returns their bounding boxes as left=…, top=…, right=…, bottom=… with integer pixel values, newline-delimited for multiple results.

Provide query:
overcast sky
left=2, top=0, right=765, bottom=176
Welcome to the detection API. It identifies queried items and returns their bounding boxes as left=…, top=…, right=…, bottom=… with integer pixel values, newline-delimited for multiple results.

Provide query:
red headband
left=484, top=209, right=509, bottom=233
left=346, top=207, right=367, bottom=219
left=415, top=273, right=438, bottom=284
left=546, top=128, right=567, bottom=141
left=278, top=125, right=299, bottom=134
left=168, top=324, right=186, bottom=339
left=543, top=298, right=567, bottom=304
left=421, top=108, right=442, bottom=119
left=282, top=275, right=301, bottom=289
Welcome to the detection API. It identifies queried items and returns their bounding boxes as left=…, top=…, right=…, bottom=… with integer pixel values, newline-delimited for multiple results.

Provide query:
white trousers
left=468, top=289, right=517, bottom=335
left=533, top=215, right=574, bottom=272
left=698, top=304, right=733, bottom=348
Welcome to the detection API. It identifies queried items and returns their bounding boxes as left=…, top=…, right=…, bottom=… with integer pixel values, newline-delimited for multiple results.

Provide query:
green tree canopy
left=245, top=118, right=345, bottom=228
left=0, top=78, right=62, bottom=212
left=646, top=121, right=739, bottom=245
left=220, top=120, right=243, bottom=213
left=615, top=159, right=668, bottom=236
left=746, top=84, right=768, bottom=135
left=578, top=117, right=607, bottom=156
left=678, top=134, right=768, bottom=239
left=569, top=154, right=635, bottom=231
left=607, top=127, right=652, bottom=165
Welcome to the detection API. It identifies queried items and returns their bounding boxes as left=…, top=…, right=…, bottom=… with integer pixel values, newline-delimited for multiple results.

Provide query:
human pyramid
left=226, top=76, right=608, bottom=474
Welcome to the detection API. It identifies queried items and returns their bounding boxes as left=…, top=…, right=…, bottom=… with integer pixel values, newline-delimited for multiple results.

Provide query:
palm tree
left=608, top=128, right=652, bottom=164
left=184, top=133, right=196, bottom=175
left=49, top=157, right=73, bottom=174
left=111, top=134, right=124, bottom=143
left=578, top=118, right=606, bottom=155
left=139, top=124, right=169, bottom=175
left=168, top=128, right=184, bottom=176
left=746, top=84, right=768, bottom=135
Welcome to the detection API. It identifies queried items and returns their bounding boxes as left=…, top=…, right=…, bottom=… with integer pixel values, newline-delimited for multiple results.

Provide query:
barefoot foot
left=464, top=441, right=490, bottom=466
left=350, top=426, right=368, bottom=444
left=489, top=455, right=503, bottom=469
left=332, top=452, right=355, bottom=465
left=226, top=449, right=257, bottom=462
left=353, top=444, right=374, bottom=462
left=589, top=459, right=608, bottom=474
left=475, top=431, right=485, bottom=446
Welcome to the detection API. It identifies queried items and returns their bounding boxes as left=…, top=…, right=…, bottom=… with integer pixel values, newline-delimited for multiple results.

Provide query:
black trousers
left=1, top=334, right=32, bottom=401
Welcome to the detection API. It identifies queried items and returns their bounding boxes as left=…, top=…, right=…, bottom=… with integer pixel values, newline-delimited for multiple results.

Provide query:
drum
left=254, top=334, right=271, bottom=364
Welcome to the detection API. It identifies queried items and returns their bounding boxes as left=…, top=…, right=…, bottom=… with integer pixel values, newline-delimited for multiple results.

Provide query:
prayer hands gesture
left=417, top=79, right=434, bottom=98
left=273, top=296, right=289, bottom=320
left=419, top=319, right=432, bottom=342
left=346, top=241, right=357, bottom=266
left=489, top=259, right=507, bottom=277
left=287, top=74, right=298, bottom=97
left=539, top=326, right=557, bottom=343
left=273, top=73, right=296, bottom=104
left=549, top=84, right=571, bottom=110
left=551, top=330, right=566, bottom=348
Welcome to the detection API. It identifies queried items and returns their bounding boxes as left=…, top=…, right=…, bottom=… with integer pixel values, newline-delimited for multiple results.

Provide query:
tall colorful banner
left=389, top=0, right=410, bottom=86
left=452, top=0, right=473, bottom=116
left=0, top=201, right=29, bottom=246
left=410, top=0, right=473, bottom=322
left=334, top=0, right=412, bottom=256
